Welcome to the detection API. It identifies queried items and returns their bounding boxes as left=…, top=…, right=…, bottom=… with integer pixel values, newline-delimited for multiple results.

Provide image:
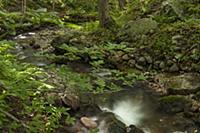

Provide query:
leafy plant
left=0, top=41, right=74, bottom=132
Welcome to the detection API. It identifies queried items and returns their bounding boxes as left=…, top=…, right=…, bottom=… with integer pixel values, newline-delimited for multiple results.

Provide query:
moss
left=159, top=95, right=187, bottom=104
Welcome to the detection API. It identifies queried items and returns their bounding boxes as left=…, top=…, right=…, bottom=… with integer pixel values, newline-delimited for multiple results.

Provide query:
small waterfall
left=100, top=98, right=151, bottom=133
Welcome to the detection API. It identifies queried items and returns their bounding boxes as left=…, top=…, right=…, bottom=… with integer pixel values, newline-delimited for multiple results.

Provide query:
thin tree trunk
left=98, top=0, right=110, bottom=28
left=22, top=0, right=26, bottom=14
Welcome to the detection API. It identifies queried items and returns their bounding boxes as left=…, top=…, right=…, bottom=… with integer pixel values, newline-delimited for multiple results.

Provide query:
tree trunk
left=98, top=0, right=110, bottom=28
left=22, top=0, right=26, bottom=14
left=118, top=0, right=127, bottom=10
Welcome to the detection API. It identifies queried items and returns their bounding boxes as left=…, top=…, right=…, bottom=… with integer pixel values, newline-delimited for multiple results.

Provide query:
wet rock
left=169, top=64, right=179, bottom=72
left=168, top=86, right=200, bottom=95
left=127, top=125, right=144, bottom=133
left=80, top=117, right=97, bottom=129
left=158, top=95, right=189, bottom=114
left=98, top=112, right=126, bottom=133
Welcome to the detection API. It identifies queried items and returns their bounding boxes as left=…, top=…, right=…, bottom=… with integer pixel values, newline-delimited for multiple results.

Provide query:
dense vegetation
left=0, top=0, right=200, bottom=133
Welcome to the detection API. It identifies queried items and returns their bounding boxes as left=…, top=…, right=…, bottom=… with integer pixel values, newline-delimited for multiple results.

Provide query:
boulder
left=127, top=125, right=144, bottom=133
left=98, top=112, right=126, bottom=133
left=117, top=18, right=158, bottom=42
left=80, top=117, right=97, bottom=129
left=158, top=95, right=189, bottom=114
left=169, top=63, right=179, bottom=72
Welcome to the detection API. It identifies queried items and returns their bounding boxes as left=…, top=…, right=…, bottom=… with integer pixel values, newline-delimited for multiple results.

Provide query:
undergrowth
left=0, top=40, right=74, bottom=132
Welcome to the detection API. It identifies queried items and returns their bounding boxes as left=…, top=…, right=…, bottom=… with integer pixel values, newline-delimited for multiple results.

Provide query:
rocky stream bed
left=9, top=28, right=200, bottom=133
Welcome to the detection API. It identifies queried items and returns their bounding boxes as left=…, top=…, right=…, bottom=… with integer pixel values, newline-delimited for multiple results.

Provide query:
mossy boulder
left=158, top=95, right=189, bottom=114
left=117, top=18, right=158, bottom=42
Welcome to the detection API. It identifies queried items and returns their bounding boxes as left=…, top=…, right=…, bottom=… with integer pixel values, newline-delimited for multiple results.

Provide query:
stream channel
left=10, top=31, right=200, bottom=133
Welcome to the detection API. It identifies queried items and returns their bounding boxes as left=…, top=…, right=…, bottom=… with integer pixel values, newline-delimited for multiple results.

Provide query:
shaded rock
left=159, top=61, right=165, bottom=69
left=122, top=54, right=129, bottom=60
left=127, top=125, right=144, bottom=133
left=80, top=117, right=97, bottom=129
left=98, top=112, right=126, bottom=133
left=169, top=64, right=179, bottom=72
left=117, top=18, right=158, bottom=42
left=145, top=55, right=153, bottom=64
left=167, top=60, right=174, bottom=66
left=117, top=51, right=125, bottom=57
left=158, top=95, right=189, bottom=114
left=168, top=86, right=200, bottom=95
left=61, top=93, right=80, bottom=110
left=135, top=64, right=144, bottom=70
left=138, top=57, right=146, bottom=66
left=154, top=61, right=161, bottom=70
left=128, top=59, right=136, bottom=67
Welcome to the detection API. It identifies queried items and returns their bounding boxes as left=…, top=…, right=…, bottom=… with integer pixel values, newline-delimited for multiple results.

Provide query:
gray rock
left=117, top=18, right=158, bottom=42
left=128, top=59, right=136, bottom=67
left=127, top=125, right=144, bottom=133
left=169, top=64, right=179, bottom=72
left=122, top=54, right=129, bottom=60
left=159, top=61, right=166, bottom=69
left=98, top=112, right=126, bottom=133
left=154, top=61, right=161, bottom=69
left=138, top=57, right=146, bottom=66
left=145, top=55, right=153, bottom=64
left=116, top=51, right=124, bottom=57
left=167, top=60, right=174, bottom=66
left=135, top=64, right=144, bottom=70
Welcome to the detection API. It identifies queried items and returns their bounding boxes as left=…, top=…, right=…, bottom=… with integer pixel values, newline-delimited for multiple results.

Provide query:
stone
left=98, top=112, right=126, bottom=133
left=127, top=125, right=144, bottom=133
left=80, top=117, right=97, bottom=129
left=154, top=61, right=161, bottom=70
left=135, top=64, right=144, bottom=70
left=69, top=38, right=79, bottom=43
left=137, top=57, right=146, bottom=66
left=117, top=18, right=158, bottom=42
left=61, top=93, right=80, bottom=110
left=128, top=59, right=136, bottom=67
left=158, top=95, right=188, bottom=114
left=169, top=64, right=179, bottom=72
left=159, top=61, right=165, bottom=69
left=80, top=35, right=86, bottom=40
left=122, top=54, right=129, bottom=60
left=145, top=55, right=153, bottom=64
left=116, top=51, right=124, bottom=57
left=167, top=60, right=173, bottom=66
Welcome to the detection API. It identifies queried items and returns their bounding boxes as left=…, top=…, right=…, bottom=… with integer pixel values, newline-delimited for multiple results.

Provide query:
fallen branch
left=0, top=108, right=30, bottom=129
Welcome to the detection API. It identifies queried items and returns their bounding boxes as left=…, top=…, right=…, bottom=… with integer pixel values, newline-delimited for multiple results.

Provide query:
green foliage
left=0, top=10, right=63, bottom=38
left=0, top=41, right=74, bottom=132
left=53, top=42, right=134, bottom=68
left=55, top=64, right=146, bottom=94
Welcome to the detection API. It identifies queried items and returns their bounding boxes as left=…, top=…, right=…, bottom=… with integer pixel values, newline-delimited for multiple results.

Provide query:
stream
left=11, top=31, right=200, bottom=133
